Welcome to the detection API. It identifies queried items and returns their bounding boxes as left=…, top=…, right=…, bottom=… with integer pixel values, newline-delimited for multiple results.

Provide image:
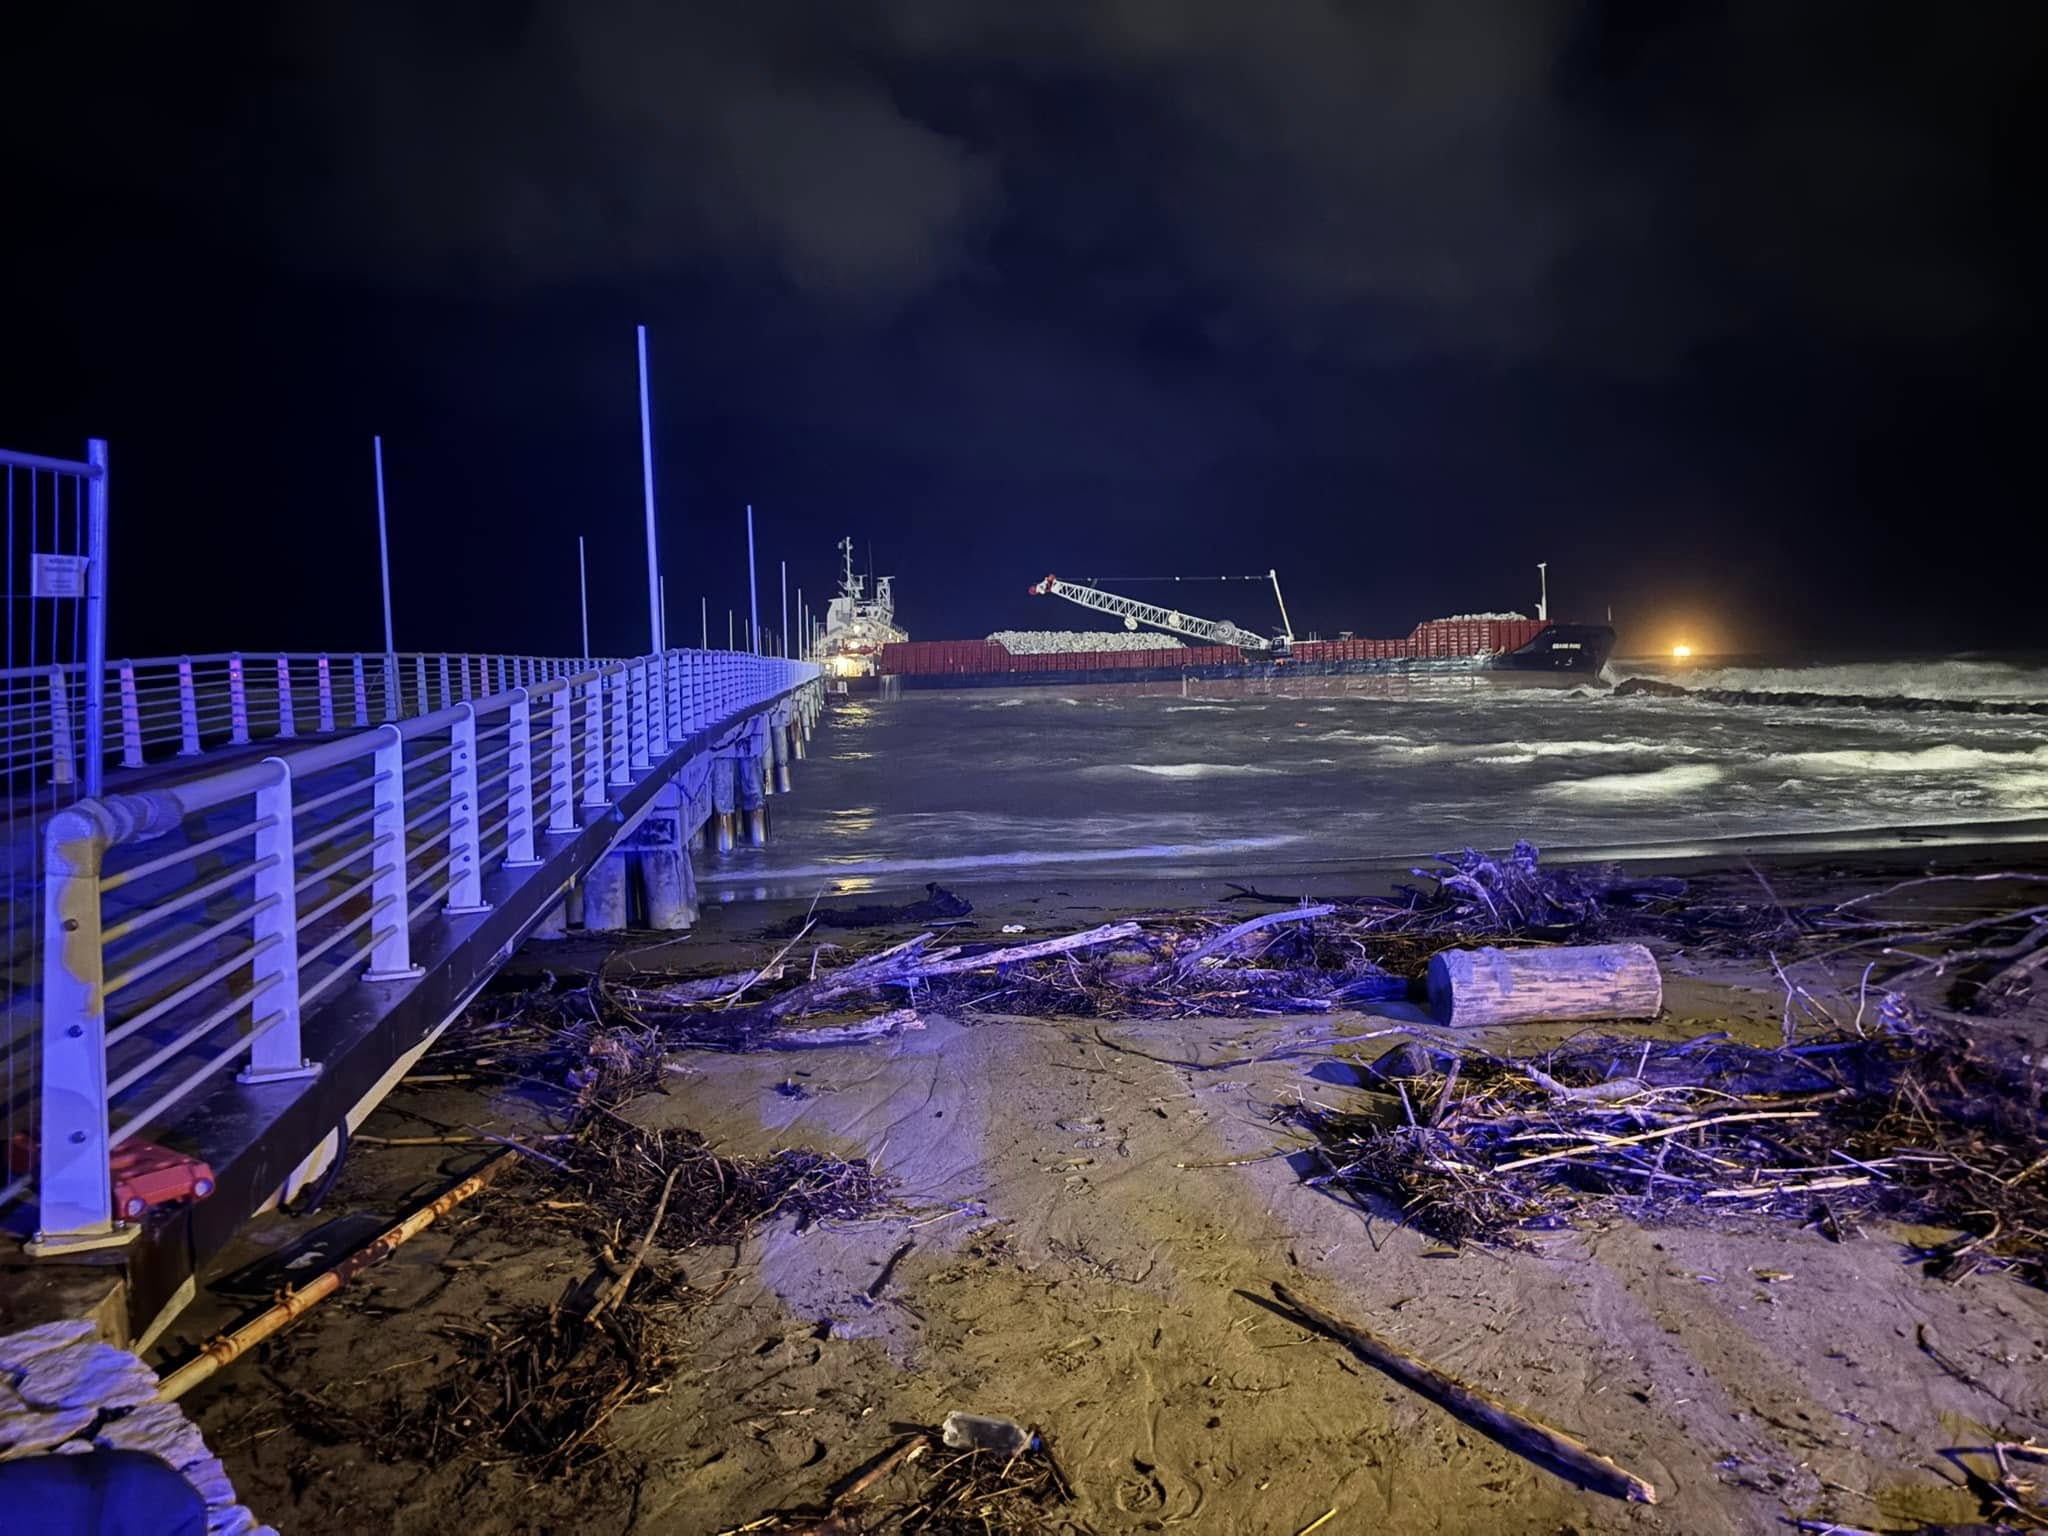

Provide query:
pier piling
left=711, top=754, right=738, bottom=853
left=739, top=745, right=769, bottom=847
left=631, top=784, right=698, bottom=930
left=771, top=712, right=793, bottom=792
left=583, top=849, right=630, bottom=931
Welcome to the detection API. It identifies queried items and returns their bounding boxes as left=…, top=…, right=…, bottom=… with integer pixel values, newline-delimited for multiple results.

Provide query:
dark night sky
left=4, top=2, right=2041, bottom=660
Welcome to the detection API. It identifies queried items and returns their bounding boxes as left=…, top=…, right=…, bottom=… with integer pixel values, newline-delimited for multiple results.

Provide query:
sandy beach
left=166, top=843, right=2048, bottom=1534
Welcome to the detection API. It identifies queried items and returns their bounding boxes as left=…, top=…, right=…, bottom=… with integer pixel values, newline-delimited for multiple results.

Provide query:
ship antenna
left=1536, top=561, right=1549, bottom=623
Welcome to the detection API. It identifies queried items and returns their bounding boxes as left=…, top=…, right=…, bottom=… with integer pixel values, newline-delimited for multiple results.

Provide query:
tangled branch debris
left=470, top=856, right=2043, bottom=1060
left=595, top=845, right=1703, bottom=1039
left=725, top=1429, right=1088, bottom=1535
left=275, top=992, right=894, bottom=1477
left=1293, top=1019, right=2048, bottom=1284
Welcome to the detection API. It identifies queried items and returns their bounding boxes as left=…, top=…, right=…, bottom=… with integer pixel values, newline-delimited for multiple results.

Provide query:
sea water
left=706, top=656, right=2048, bottom=896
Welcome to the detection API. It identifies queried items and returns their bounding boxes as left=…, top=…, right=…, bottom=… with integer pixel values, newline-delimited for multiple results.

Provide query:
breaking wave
left=701, top=833, right=1306, bottom=883
left=1781, top=743, right=2048, bottom=776
left=1388, top=738, right=1700, bottom=764
left=1546, top=764, right=1728, bottom=799
left=1089, top=762, right=1286, bottom=780
left=1614, top=657, right=2048, bottom=713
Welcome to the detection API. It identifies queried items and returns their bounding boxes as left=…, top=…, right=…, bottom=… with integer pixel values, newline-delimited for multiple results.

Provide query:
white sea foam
left=1087, top=762, right=1286, bottom=780
left=700, top=833, right=1306, bottom=884
left=1387, top=738, right=1698, bottom=763
left=1620, top=657, right=2048, bottom=704
left=1547, top=764, right=1728, bottom=799
left=1779, top=743, right=2048, bottom=776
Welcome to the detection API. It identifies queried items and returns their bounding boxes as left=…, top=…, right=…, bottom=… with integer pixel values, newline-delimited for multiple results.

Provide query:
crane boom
left=1028, top=574, right=1277, bottom=651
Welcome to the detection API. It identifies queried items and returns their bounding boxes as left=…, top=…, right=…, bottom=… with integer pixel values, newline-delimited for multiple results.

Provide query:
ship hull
left=884, top=624, right=1614, bottom=692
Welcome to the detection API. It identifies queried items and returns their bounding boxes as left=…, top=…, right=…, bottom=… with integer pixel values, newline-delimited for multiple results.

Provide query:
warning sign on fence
left=30, top=553, right=89, bottom=598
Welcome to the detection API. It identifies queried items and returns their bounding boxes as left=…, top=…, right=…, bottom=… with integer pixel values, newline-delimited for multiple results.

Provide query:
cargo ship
left=817, top=537, right=908, bottom=686
left=876, top=566, right=1614, bottom=691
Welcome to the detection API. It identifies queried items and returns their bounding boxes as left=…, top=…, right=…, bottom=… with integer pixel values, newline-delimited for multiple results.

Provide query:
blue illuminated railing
left=18, top=647, right=816, bottom=1250
left=2, top=650, right=624, bottom=792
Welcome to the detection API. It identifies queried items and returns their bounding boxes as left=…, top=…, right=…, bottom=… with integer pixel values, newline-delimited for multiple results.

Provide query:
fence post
left=177, top=657, right=201, bottom=754
left=48, top=667, right=76, bottom=787
left=608, top=668, right=632, bottom=784
left=547, top=687, right=575, bottom=831
left=117, top=663, right=142, bottom=768
left=413, top=654, right=427, bottom=717
left=504, top=689, right=541, bottom=867
left=275, top=656, right=296, bottom=739
left=227, top=654, right=250, bottom=745
left=581, top=674, right=608, bottom=806
left=239, top=759, right=319, bottom=1083
left=364, top=724, right=423, bottom=981
left=83, top=438, right=109, bottom=797
left=317, top=656, right=336, bottom=734
left=445, top=703, right=490, bottom=914
left=630, top=659, right=653, bottom=769
left=28, top=802, right=134, bottom=1254
left=646, top=655, right=668, bottom=757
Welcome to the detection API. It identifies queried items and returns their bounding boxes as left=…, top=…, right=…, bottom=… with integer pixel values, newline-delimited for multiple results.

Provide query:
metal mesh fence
left=4, top=442, right=104, bottom=1208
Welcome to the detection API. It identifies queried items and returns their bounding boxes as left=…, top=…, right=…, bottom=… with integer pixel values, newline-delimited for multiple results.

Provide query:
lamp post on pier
left=745, top=504, right=760, bottom=655
left=636, top=325, right=663, bottom=653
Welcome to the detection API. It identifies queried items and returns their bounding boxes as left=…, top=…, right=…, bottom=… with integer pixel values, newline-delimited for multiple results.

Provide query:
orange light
left=1672, top=643, right=1693, bottom=660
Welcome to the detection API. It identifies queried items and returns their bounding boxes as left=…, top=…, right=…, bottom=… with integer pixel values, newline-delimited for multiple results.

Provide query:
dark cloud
left=252, top=4, right=996, bottom=301
left=18, top=3, right=2031, bottom=363
left=1, top=3, right=2040, bottom=656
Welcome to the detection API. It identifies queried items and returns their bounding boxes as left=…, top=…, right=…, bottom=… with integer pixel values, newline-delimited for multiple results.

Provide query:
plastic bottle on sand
left=940, top=1411, right=1033, bottom=1455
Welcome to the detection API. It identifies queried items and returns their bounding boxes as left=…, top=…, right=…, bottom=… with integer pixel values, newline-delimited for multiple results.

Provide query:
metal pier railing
left=16, top=647, right=813, bottom=1251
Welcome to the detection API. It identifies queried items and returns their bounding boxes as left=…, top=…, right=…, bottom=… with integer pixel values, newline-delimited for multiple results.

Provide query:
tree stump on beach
left=1426, top=943, right=1662, bottom=1027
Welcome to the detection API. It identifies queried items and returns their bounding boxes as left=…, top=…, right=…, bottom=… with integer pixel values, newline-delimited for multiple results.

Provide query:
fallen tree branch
left=588, top=1164, right=681, bottom=1322
left=1268, top=1281, right=1657, bottom=1504
left=1834, top=870, right=2048, bottom=911
left=1492, top=1109, right=1822, bottom=1173
left=1174, top=906, right=1334, bottom=973
left=909, top=921, right=1142, bottom=978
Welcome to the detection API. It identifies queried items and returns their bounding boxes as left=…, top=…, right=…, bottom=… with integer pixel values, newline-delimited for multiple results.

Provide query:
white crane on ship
left=1028, top=571, right=1294, bottom=652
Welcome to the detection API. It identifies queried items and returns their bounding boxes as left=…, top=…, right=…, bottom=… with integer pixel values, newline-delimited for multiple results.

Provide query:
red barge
left=881, top=614, right=1613, bottom=690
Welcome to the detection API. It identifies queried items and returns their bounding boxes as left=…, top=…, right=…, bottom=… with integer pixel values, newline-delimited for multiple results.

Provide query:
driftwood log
left=1426, top=943, right=1661, bottom=1027
left=1270, top=1282, right=1658, bottom=1504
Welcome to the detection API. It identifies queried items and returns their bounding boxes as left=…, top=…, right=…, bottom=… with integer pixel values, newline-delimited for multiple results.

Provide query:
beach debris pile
left=1811, top=868, right=2048, bottom=1015
left=227, top=994, right=894, bottom=1478
left=1292, top=1018, right=2048, bottom=1285
left=594, top=844, right=1693, bottom=1043
left=722, top=1422, right=1084, bottom=1535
